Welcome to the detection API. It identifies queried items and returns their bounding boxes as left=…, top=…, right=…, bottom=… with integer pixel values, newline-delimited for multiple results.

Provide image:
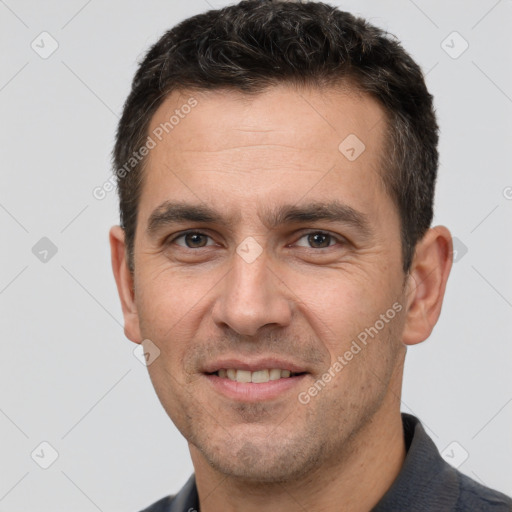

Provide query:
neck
left=191, top=396, right=406, bottom=512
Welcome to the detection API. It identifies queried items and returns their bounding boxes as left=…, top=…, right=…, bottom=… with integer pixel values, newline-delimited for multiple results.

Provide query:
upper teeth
left=217, top=369, right=292, bottom=383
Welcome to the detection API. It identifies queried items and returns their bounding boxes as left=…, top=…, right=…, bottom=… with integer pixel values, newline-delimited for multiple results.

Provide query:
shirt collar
left=371, top=412, right=459, bottom=510
left=168, top=473, right=199, bottom=512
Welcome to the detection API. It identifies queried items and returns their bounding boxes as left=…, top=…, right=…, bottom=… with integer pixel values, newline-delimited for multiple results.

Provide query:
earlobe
left=109, top=225, right=142, bottom=344
left=402, top=226, right=453, bottom=346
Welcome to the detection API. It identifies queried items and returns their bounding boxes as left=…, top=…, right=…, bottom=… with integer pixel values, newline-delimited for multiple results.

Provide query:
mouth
left=203, top=359, right=309, bottom=402
left=208, top=368, right=306, bottom=383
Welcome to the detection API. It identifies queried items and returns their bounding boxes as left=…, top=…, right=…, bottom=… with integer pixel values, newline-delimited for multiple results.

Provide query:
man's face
left=128, top=85, right=409, bottom=481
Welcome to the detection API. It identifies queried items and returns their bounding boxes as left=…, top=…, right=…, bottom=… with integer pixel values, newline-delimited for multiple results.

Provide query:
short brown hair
left=113, top=0, right=438, bottom=273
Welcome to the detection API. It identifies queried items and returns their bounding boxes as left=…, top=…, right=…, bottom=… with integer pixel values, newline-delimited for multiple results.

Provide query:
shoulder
left=378, top=414, right=512, bottom=512
left=137, top=474, right=198, bottom=512
left=137, top=494, right=175, bottom=512
left=455, top=471, right=512, bottom=511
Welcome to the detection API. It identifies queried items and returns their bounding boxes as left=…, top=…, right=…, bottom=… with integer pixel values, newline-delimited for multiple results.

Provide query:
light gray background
left=1, top=0, right=511, bottom=510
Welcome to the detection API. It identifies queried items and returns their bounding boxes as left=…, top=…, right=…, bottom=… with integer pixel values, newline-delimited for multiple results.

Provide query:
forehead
left=148, top=84, right=385, bottom=155
left=138, top=84, right=393, bottom=230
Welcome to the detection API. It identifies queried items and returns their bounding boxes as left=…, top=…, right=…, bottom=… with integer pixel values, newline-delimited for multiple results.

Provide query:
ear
left=402, top=226, right=453, bottom=346
left=109, top=225, right=142, bottom=344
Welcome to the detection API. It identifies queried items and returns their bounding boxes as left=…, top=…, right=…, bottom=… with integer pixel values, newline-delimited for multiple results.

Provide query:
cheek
left=135, top=264, right=214, bottom=339
left=288, top=269, right=394, bottom=350
left=300, top=306, right=405, bottom=425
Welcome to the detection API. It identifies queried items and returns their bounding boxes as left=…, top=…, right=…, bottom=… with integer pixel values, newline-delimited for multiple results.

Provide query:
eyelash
left=167, top=230, right=346, bottom=250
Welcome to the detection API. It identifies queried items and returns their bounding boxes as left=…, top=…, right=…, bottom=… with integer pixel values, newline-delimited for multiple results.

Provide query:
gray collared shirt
left=139, top=413, right=512, bottom=511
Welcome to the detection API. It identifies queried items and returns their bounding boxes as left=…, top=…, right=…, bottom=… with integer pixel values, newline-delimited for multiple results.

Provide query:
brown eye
left=171, top=232, right=214, bottom=248
left=308, top=233, right=332, bottom=248
left=295, top=231, right=340, bottom=249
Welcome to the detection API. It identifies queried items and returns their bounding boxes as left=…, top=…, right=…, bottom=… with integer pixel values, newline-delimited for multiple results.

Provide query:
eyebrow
left=146, top=200, right=373, bottom=238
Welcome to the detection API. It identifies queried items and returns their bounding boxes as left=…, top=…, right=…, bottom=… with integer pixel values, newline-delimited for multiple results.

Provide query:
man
left=109, top=1, right=512, bottom=510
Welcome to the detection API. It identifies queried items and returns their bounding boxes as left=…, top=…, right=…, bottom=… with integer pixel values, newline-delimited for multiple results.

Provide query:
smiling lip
left=202, top=357, right=308, bottom=402
left=205, top=373, right=307, bottom=402
left=202, top=357, right=307, bottom=374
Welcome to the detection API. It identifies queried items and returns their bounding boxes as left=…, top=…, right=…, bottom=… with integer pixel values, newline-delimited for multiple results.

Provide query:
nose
left=211, top=247, right=293, bottom=337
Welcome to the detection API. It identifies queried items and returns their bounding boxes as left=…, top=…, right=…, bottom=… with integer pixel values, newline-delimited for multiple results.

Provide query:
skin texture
left=110, top=84, right=453, bottom=511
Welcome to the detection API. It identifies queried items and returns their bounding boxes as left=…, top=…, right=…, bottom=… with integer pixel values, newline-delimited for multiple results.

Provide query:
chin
left=196, top=432, right=325, bottom=484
